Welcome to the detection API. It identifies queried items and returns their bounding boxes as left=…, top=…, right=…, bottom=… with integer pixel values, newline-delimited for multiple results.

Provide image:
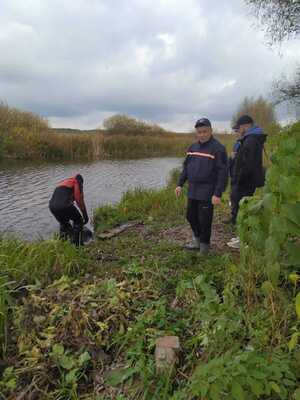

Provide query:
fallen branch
left=97, top=220, right=143, bottom=239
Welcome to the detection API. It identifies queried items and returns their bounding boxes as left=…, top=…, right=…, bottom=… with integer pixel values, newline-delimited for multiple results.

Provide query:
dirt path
left=160, top=221, right=235, bottom=252
left=107, top=217, right=239, bottom=256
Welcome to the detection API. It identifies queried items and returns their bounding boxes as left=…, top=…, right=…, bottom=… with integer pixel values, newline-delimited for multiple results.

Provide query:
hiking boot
left=199, top=243, right=210, bottom=254
left=185, top=236, right=200, bottom=250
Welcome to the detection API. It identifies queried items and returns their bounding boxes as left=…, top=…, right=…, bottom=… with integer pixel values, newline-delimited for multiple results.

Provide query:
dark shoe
left=73, top=223, right=84, bottom=247
left=59, top=223, right=73, bottom=241
left=185, top=236, right=200, bottom=250
left=199, top=243, right=210, bottom=254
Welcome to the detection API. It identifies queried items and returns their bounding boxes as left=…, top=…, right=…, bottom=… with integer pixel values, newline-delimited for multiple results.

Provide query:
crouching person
left=175, top=118, right=228, bottom=254
left=49, top=174, right=89, bottom=246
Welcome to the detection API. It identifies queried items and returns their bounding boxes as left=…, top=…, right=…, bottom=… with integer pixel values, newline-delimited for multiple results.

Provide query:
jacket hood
left=243, top=125, right=267, bottom=143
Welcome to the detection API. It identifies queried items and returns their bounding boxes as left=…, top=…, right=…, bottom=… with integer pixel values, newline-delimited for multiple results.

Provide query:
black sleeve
left=214, top=147, right=229, bottom=197
left=237, top=138, right=257, bottom=184
left=178, top=148, right=191, bottom=187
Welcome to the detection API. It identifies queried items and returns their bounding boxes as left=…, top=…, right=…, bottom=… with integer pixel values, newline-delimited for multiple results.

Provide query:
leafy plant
left=0, top=366, right=17, bottom=398
left=50, top=344, right=91, bottom=400
left=186, top=350, right=296, bottom=399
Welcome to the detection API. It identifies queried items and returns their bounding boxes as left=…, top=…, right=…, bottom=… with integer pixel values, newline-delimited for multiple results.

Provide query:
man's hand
left=212, top=195, right=221, bottom=205
left=175, top=186, right=182, bottom=198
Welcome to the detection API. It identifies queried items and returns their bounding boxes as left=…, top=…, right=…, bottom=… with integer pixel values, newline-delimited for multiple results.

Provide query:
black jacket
left=232, top=127, right=267, bottom=189
left=178, top=136, right=228, bottom=201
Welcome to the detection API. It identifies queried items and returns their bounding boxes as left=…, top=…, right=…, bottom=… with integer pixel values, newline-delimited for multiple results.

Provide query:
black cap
left=195, top=118, right=212, bottom=128
left=233, top=115, right=254, bottom=130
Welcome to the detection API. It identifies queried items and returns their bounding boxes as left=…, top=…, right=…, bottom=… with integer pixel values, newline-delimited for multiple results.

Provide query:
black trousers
left=186, top=199, right=214, bottom=244
left=231, top=185, right=255, bottom=225
left=49, top=204, right=83, bottom=246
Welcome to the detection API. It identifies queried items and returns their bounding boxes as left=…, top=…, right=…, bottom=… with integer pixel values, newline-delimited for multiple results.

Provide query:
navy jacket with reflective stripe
left=178, top=136, right=228, bottom=201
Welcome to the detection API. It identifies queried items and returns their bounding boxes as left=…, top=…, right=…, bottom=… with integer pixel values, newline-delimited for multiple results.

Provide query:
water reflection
left=0, top=158, right=181, bottom=239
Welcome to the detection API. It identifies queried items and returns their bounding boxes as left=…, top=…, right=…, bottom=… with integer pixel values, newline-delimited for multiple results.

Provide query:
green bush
left=103, top=114, right=166, bottom=136
left=237, top=121, right=300, bottom=354
left=238, top=122, right=300, bottom=285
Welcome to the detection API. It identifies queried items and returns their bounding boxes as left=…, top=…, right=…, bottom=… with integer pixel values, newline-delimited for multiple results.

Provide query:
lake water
left=0, top=157, right=182, bottom=240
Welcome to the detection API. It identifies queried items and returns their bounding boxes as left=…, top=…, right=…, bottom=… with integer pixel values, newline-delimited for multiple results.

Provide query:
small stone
left=155, top=336, right=180, bottom=374
left=156, top=336, right=180, bottom=349
left=170, top=297, right=180, bottom=310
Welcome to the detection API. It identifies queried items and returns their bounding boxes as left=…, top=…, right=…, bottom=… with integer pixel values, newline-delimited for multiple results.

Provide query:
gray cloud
left=0, top=0, right=299, bottom=131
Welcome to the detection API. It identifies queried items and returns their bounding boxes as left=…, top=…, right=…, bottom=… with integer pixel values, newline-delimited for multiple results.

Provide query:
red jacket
left=58, top=177, right=85, bottom=211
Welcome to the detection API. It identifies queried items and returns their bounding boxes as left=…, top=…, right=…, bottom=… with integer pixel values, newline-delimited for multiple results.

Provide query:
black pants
left=186, top=199, right=214, bottom=244
left=231, top=185, right=255, bottom=225
left=49, top=204, right=83, bottom=246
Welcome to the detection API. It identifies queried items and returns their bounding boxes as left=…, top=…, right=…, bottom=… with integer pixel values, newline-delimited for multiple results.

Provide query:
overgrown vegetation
left=103, top=114, right=166, bottom=136
left=0, top=122, right=299, bottom=399
left=0, top=103, right=236, bottom=161
left=0, top=102, right=106, bottom=160
left=238, top=121, right=300, bottom=346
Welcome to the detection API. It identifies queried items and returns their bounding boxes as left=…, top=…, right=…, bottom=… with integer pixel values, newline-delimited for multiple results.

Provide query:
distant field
left=51, top=128, right=106, bottom=135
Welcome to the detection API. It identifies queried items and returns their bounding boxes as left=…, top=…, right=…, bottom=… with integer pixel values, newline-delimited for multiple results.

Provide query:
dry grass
left=0, top=103, right=236, bottom=160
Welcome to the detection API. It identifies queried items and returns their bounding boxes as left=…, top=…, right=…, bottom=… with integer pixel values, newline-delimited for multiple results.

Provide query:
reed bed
left=0, top=103, right=236, bottom=161
left=0, top=128, right=235, bottom=161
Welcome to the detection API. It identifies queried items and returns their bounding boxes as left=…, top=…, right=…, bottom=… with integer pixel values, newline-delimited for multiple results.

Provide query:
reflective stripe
left=187, top=152, right=215, bottom=159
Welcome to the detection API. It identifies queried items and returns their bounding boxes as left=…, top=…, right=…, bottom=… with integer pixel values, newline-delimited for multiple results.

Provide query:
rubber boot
left=72, top=223, right=84, bottom=247
left=59, top=223, right=73, bottom=241
left=199, top=243, right=210, bottom=255
left=185, top=236, right=200, bottom=250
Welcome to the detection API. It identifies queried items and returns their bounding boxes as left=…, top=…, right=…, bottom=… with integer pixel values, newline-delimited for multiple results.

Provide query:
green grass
left=1, top=125, right=299, bottom=398
left=0, top=237, right=89, bottom=285
left=94, top=177, right=186, bottom=233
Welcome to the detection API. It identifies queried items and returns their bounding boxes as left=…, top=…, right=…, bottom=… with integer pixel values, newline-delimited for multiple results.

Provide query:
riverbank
left=0, top=129, right=236, bottom=162
left=1, top=132, right=299, bottom=399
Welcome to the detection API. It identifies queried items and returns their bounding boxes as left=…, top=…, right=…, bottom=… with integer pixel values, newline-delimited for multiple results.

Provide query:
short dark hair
left=75, top=174, right=84, bottom=184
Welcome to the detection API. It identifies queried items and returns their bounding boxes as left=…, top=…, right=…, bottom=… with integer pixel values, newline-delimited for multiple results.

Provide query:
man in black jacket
left=175, top=118, right=228, bottom=253
left=227, top=115, right=267, bottom=248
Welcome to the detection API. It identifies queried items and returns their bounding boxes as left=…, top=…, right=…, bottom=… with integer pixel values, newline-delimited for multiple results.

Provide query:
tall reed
left=0, top=103, right=235, bottom=161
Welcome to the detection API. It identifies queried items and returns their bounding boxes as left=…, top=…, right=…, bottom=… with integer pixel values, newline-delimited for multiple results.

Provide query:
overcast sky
left=0, top=0, right=299, bottom=131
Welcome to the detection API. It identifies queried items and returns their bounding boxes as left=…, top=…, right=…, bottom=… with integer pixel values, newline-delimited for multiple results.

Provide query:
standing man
left=49, top=174, right=89, bottom=246
left=175, top=118, right=228, bottom=254
left=227, top=115, right=267, bottom=248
